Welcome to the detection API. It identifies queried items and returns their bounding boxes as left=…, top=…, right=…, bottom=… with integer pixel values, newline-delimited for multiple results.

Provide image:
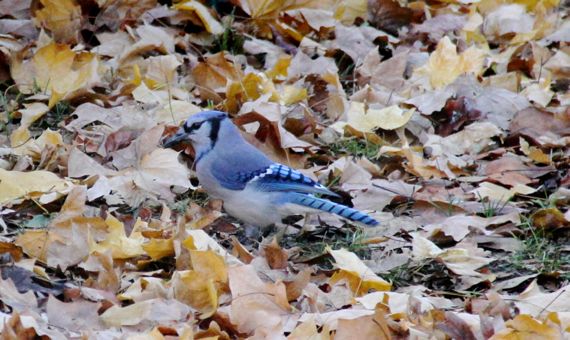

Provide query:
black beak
left=162, top=130, right=188, bottom=148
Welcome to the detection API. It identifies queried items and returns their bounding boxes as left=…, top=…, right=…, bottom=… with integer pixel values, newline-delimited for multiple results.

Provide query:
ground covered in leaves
left=0, top=0, right=569, bottom=338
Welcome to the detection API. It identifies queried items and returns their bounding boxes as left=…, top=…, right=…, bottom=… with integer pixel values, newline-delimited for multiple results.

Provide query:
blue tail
left=290, top=194, right=379, bottom=226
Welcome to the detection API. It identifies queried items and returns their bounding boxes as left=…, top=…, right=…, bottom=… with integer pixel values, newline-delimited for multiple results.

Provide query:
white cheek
left=189, top=129, right=211, bottom=146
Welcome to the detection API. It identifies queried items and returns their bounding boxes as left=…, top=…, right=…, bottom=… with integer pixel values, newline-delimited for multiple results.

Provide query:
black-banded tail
left=290, top=194, right=379, bottom=226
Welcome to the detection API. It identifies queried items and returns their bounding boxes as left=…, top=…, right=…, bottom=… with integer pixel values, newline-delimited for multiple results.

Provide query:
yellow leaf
left=238, top=0, right=288, bottom=18
left=414, top=37, right=485, bottom=89
left=266, top=55, right=291, bottom=79
left=190, top=250, right=228, bottom=284
left=15, top=230, right=50, bottom=262
left=513, top=0, right=560, bottom=10
left=280, top=86, right=307, bottom=105
left=15, top=103, right=50, bottom=128
left=143, top=238, right=174, bottom=261
left=11, top=43, right=99, bottom=107
left=182, top=235, right=197, bottom=251
left=328, top=248, right=391, bottom=295
left=472, top=182, right=537, bottom=202
left=334, top=0, right=367, bottom=24
left=33, top=0, right=82, bottom=43
left=173, top=271, right=219, bottom=318
left=175, top=0, right=225, bottom=34
left=288, top=319, right=331, bottom=340
left=9, top=126, right=30, bottom=149
left=0, top=168, right=71, bottom=205
left=347, top=102, right=415, bottom=132
left=91, top=215, right=145, bottom=259
left=11, top=128, right=64, bottom=159
left=131, top=64, right=142, bottom=86
left=520, top=138, right=551, bottom=164
left=226, top=72, right=274, bottom=113
left=492, top=314, right=561, bottom=340
left=172, top=250, right=227, bottom=318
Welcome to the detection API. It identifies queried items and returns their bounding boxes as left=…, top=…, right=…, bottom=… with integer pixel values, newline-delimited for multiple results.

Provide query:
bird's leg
left=243, top=223, right=264, bottom=240
left=272, top=222, right=290, bottom=244
left=244, top=223, right=287, bottom=244
left=242, top=223, right=285, bottom=245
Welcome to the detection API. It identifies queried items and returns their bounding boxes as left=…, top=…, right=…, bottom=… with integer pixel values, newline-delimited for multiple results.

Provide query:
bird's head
left=162, top=110, right=231, bottom=154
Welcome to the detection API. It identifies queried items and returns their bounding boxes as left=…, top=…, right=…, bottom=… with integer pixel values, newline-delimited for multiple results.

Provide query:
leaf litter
left=0, top=0, right=569, bottom=338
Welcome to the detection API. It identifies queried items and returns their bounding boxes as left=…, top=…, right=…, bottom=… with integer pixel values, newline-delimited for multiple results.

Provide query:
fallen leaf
left=91, top=215, right=145, bottom=259
left=483, top=4, right=534, bottom=42
left=14, top=102, right=49, bottom=128
left=531, top=208, right=570, bottom=231
left=0, top=168, right=71, bottom=205
left=100, top=299, right=192, bottom=327
left=142, top=238, right=174, bottom=260
left=335, top=307, right=391, bottom=340
left=413, top=37, right=486, bottom=89
left=46, top=296, right=103, bottom=332
left=344, top=102, right=415, bottom=132
left=172, top=249, right=228, bottom=318
left=472, top=182, right=537, bottom=202
left=263, top=238, right=288, bottom=270
left=11, top=42, right=100, bottom=107
left=288, top=318, right=331, bottom=340
left=228, top=265, right=292, bottom=336
left=174, top=0, right=224, bottom=34
left=33, top=0, right=82, bottom=43
left=328, top=247, right=391, bottom=295
left=491, top=314, right=561, bottom=340
left=0, top=277, right=38, bottom=312
left=520, top=138, right=551, bottom=164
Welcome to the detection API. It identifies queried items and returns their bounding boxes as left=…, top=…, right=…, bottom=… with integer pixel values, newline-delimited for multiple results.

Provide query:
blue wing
left=246, top=164, right=340, bottom=197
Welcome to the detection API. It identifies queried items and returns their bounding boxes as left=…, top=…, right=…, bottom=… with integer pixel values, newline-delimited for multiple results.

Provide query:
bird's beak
left=162, top=129, right=188, bottom=148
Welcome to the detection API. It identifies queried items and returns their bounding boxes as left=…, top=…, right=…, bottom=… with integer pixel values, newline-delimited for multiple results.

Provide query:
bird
left=162, top=110, right=379, bottom=228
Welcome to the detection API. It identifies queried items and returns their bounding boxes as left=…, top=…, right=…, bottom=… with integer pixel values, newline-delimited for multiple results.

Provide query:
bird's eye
left=184, top=121, right=203, bottom=133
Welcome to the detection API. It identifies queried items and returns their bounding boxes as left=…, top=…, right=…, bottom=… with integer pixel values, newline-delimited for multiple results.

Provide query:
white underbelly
left=212, top=186, right=284, bottom=227
left=196, top=168, right=313, bottom=226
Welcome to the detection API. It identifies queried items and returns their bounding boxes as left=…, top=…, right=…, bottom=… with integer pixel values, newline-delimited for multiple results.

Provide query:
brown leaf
left=230, top=236, right=254, bottom=264
left=483, top=153, right=534, bottom=186
left=263, top=238, right=288, bottom=270
left=531, top=208, right=570, bottom=231
left=509, top=107, right=570, bottom=146
left=192, top=52, right=240, bottom=102
left=284, top=268, right=312, bottom=301
left=335, top=306, right=392, bottom=340
left=104, top=129, right=141, bottom=155
left=0, top=312, right=39, bottom=340
left=0, top=242, right=23, bottom=262
left=436, top=311, right=477, bottom=340
left=368, top=0, right=420, bottom=35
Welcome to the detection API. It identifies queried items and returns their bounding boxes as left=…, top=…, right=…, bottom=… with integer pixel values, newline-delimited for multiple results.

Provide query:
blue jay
left=162, top=110, right=379, bottom=227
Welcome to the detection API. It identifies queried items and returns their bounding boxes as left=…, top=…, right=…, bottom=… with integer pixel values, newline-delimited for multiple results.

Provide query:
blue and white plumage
left=163, top=110, right=379, bottom=227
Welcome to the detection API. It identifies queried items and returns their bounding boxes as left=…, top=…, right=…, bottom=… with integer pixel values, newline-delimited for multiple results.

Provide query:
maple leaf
left=33, top=0, right=82, bottom=43
left=11, top=42, right=100, bottom=107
